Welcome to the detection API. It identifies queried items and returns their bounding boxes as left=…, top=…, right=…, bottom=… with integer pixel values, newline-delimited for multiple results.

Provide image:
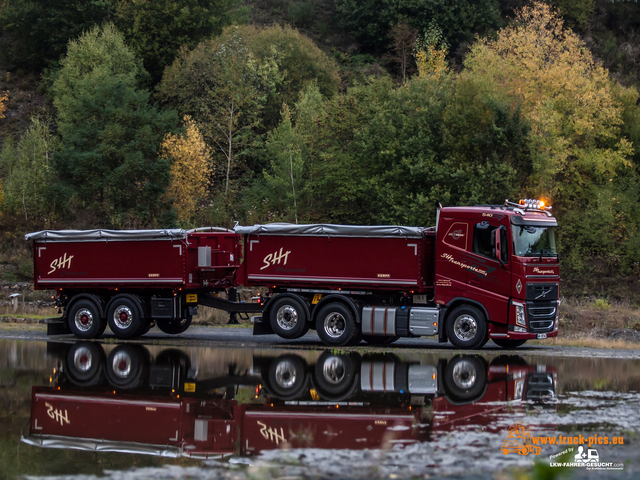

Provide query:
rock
left=609, top=328, right=640, bottom=343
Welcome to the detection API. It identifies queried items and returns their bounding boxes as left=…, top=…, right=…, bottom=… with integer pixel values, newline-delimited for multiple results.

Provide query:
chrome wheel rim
left=73, top=346, right=93, bottom=372
left=322, top=356, right=346, bottom=384
left=74, top=308, right=94, bottom=332
left=113, top=306, right=133, bottom=330
left=452, top=360, right=477, bottom=389
left=323, top=313, right=346, bottom=339
left=112, top=351, right=132, bottom=378
left=276, top=305, right=298, bottom=330
left=453, top=315, right=478, bottom=342
left=275, top=360, right=297, bottom=389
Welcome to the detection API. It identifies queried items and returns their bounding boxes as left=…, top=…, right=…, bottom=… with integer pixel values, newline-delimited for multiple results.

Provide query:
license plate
left=537, top=333, right=547, bottom=339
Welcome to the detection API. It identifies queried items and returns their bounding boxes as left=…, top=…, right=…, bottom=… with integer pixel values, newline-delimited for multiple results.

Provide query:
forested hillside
left=1, top=0, right=640, bottom=299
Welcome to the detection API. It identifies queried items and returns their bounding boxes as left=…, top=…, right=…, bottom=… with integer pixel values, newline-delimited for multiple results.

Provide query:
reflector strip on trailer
left=248, top=275, right=417, bottom=285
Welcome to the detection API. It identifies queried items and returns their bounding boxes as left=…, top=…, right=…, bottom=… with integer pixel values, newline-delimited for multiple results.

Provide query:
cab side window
left=473, top=222, right=508, bottom=262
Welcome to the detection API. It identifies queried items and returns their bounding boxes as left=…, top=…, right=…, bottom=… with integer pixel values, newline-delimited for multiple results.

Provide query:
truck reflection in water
left=23, top=343, right=557, bottom=459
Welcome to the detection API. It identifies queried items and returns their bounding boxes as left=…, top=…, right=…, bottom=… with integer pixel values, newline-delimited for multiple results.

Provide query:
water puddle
left=1, top=340, right=639, bottom=479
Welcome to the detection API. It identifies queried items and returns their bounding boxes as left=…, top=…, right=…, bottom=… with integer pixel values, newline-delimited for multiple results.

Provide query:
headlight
left=512, top=301, right=526, bottom=327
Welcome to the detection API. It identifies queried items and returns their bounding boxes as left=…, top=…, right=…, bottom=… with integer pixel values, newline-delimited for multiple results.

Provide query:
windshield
left=512, top=225, right=557, bottom=257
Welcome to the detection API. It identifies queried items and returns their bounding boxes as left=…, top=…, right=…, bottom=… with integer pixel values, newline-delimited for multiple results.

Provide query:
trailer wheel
left=492, top=338, right=527, bottom=349
left=446, top=305, right=487, bottom=349
left=105, top=344, right=147, bottom=389
left=269, top=296, right=309, bottom=339
left=316, top=302, right=358, bottom=347
left=362, top=335, right=399, bottom=346
left=313, top=351, right=359, bottom=399
left=156, top=316, right=191, bottom=335
left=68, top=300, right=105, bottom=339
left=267, top=355, right=308, bottom=400
left=443, top=355, right=487, bottom=402
left=66, top=342, right=104, bottom=386
left=107, top=297, right=142, bottom=339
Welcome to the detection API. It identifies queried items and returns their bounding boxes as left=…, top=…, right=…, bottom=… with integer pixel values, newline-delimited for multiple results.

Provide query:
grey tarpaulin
left=234, top=223, right=432, bottom=238
left=25, top=229, right=187, bottom=242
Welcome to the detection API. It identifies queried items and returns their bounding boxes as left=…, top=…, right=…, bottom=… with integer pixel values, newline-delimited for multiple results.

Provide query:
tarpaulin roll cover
left=25, top=229, right=187, bottom=242
left=234, top=223, right=432, bottom=238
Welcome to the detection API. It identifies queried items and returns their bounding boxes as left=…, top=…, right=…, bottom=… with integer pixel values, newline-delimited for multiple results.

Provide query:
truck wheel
left=156, top=316, right=191, bottom=335
left=105, top=344, right=147, bottom=389
left=362, top=335, right=399, bottom=346
left=316, top=302, right=358, bottom=347
left=269, top=296, right=309, bottom=339
left=313, top=351, right=359, bottom=399
left=446, top=305, right=487, bottom=349
left=107, top=297, right=143, bottom=339
left=68, top=300, right=105, bottom=339
left=66, top=342, right=104, bottom=386
left=443, top=355, right=487, bottom=402
left=492, top=338, right=527, bottom=349
left=267, top=355, right=308, bottom=400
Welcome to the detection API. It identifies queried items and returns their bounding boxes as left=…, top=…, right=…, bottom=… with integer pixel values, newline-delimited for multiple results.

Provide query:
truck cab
left=435, top=200, right=559, bottom=349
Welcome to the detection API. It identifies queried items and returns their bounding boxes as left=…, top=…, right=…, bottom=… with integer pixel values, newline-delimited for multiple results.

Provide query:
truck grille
left=526, top=301, right=556, bottom=333
left=525, top=373, right=555, bottom=402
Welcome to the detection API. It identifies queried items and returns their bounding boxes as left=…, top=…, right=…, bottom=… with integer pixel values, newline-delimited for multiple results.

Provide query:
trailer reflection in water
left=23, top=343, right=557, bottom=459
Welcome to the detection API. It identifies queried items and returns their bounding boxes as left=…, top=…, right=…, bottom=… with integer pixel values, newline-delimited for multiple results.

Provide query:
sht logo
left=449, top=230, right=465, bottom=241
left=48, top=252, right=74, bottom=274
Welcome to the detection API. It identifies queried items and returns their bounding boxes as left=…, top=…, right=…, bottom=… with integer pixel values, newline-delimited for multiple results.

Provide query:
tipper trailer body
left=27, top=201, right=560, bottom=349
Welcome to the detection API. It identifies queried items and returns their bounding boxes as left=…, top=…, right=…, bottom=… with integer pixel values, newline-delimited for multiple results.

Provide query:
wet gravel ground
left=1, top=324, right=639, bottom=359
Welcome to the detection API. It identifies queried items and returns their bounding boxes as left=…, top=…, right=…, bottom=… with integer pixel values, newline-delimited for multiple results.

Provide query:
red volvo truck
left=27, top=199, right=560, bottom=349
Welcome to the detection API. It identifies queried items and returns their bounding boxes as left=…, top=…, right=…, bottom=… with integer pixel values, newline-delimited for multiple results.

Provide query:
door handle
left=469, top=279, right=480, bottom=286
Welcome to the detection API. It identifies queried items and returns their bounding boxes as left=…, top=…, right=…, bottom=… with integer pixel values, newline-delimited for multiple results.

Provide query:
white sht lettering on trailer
left=261, top=247, right=292, bottom=270
left=48, top=252, right=75, bottom=275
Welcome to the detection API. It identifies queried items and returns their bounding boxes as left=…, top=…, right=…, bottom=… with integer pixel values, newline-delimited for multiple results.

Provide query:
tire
left=68, top=300, right=105, bottom=339
left=362, top=335, right=399, bottom=346
left=156, top=316, right=191, bottom=335
left=313, top=351, right=359, bottom=399
left=446, top=305, right=487, bottom=349
left=267, top=355, right=308, bottom=400
left=315, top=302, right=359, bottom=347
left=137, top=319, right=154, bottom=336
left=66, top=342, right=104, bottom=386
left=107, top=297, right=143, bottom=339
left=443, top=355, right=487, bottom=402
left=492, top=338, right=528, bottom=349
left=269, top=296, right=309, bottom=339
left=105, top=344, right=147, bottom=389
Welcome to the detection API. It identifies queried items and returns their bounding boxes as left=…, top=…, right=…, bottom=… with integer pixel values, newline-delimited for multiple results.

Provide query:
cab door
left=465, top=220, right=511, bottom=323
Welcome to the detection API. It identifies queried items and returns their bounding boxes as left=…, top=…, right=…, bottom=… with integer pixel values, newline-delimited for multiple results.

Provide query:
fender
left=105, top=294, right=145, bottom=320
left=440, top=297, right=491, bottom=342
left=262, top=293, right=311, bottom=324
left=313, top=294, right=361, bottom=324
left=65, top=293, right=105, bottom=319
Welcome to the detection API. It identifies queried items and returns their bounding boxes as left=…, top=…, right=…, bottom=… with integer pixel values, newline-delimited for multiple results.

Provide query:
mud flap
left=252, top=316, right=275, bottom=335
left=46, top=317, right=71, bottom=335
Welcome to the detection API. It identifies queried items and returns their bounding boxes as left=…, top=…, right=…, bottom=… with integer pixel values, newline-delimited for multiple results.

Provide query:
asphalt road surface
left=1, top=323, right=638, bottom=358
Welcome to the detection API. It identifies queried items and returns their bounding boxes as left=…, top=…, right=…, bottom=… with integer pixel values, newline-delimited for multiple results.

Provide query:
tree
left=464, top=2, right=633, bottom=202
left=334, top=0, right=500, bottom=52
left=52, top=24, right=177, bottom=227
left=160, top=116, right=212, bottom=226
left=158, top=26, right=282, bottom=197
left=414, top=22, right=449, bottom=77
left=2, top=116, right=58, bottom=221
left=263, top=104, right=305, bottom=223
left=387, top=19, right=417, bottom=83
left=239, top=24, right=341, bottom=130
left=114, top=0, right=237, bottom=83
left=0, top=0, right=114, bottom=70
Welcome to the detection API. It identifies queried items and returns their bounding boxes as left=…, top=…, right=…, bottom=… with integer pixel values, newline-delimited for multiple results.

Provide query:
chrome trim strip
left=39, top=278, right=183, bottom=284
left=248, top=275, right=417, bottom=285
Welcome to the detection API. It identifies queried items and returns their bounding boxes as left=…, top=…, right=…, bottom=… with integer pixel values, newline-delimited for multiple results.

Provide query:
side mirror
left=492, top=226, right=507, bottom=265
